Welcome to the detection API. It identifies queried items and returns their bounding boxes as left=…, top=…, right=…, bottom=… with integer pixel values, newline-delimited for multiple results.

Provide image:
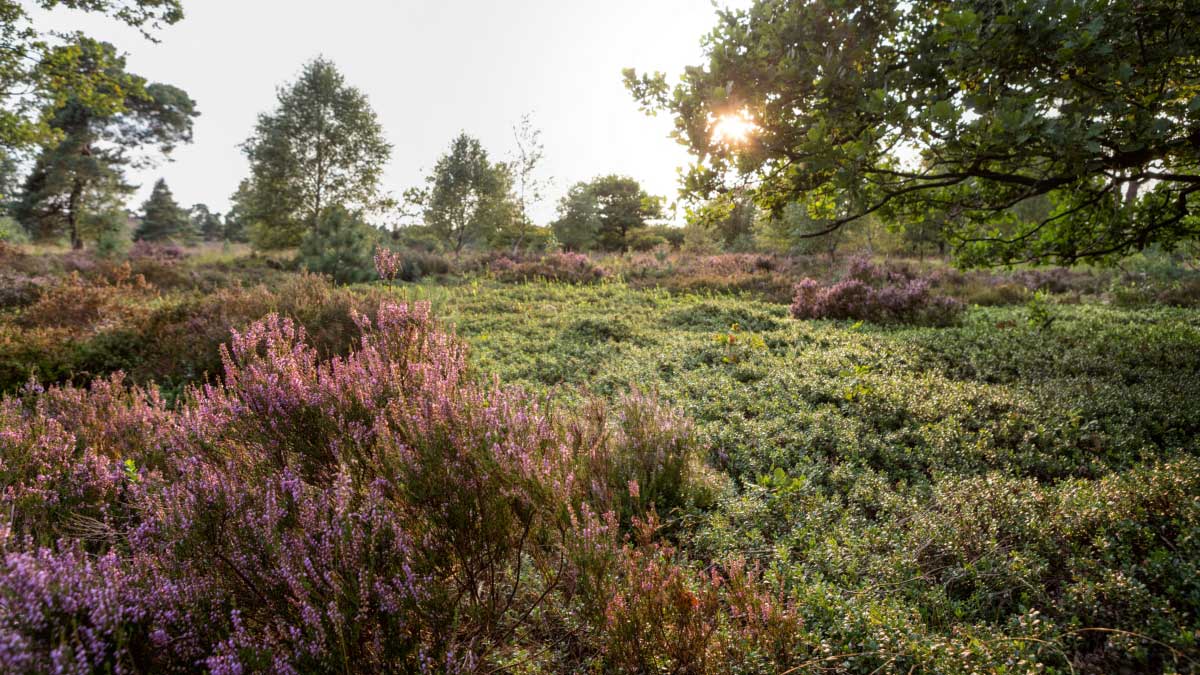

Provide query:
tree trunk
left=67, top=178, right=84, bottom=250
left=511, top=222, right=526, bottom=257
left=313, top=102, right=327, bottom=233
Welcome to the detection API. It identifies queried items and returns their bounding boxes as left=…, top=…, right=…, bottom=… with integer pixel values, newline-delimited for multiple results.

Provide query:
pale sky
left=30, top=0, right=745, bottom=225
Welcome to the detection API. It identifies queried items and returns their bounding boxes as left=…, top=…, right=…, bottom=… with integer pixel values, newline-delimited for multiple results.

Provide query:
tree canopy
left=552, top=175, right=663, bottom=251
left=135, top=177, right=189, bottom=241
left=12, top=37, right=195, bottom=248
left=239, top=57, right=391, bottom=250
left=503, top=113, right=551, bottom=253
left=189, top=203, right=223, bottom=241
left=419, top=133, right=515, bottom=255
left=0, top=0, right=183, bottom=151
left=626, top=0, right=1200, bottom=265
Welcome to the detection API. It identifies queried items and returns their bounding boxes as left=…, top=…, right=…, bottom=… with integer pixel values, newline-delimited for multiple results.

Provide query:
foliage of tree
left=0, top=151, right=20, bottom=204
left=88, top=205, right=130, bottom=258
left=240, top=57, right=391, bottom=249
left=222, top=178, right=255, bottom=243
left=0, top=214, right=29, bottom=243
left=12, top=38, right=195, bottom=248
left=551, top=175, right=663, bottom=252
left=687, top=191, right=757, bottom=251
left=418, top=133, right=515, bottom=255
left=189, top=203, right=223, bottom=241
left=0, top=0, right=183, bottom=150
left=297, top=205, right=378, bottom=284
left=626, top=0, right=1200, bottom=265
left=550, top=181, right=601, bottom=251
left=758, top=201, right=847, bottom=260
left=647, top=223, right=685, bottom=249
left=135, top=177, right=189, bottom=241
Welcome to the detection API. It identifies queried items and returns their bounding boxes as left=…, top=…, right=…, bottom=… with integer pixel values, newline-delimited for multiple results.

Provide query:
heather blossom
left=0, top=298, right=793, bottom=672
left=491, top=251, right=607, bottom=284
left=791, top=257, right=963, bottom=326
left=373, top=247, right=404, bottom=281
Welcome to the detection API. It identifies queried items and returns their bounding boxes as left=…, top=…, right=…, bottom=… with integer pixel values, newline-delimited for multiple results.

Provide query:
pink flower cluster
left=373, top=247, right=404, bottom=281
left=128, top=241, right=187, bottom=262
left=791, top=257, right=964, bottom=326
left=491, top=251, right=607, bottom=284
left=0, top=299, right=791, bottom=671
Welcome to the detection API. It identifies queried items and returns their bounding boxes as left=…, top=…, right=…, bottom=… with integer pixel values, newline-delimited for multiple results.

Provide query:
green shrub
left=664, top=301, right=783, bottom=333
left=0, top=216, right=30, bottom=244
left=297, top=206, right=378, bottom=284
left=575, top=388, right=724, bottom=527
left=562, top=316, right=639, bottom=344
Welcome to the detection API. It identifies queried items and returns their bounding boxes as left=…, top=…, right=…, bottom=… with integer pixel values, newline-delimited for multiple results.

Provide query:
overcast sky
left=30, top=0, right=745, bottom=225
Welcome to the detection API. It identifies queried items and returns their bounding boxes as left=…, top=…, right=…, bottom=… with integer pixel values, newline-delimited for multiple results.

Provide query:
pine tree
left=135, top=179, right=191, bottom=242
left=297, top=205, right=378, bottom=284
left=190, top=203, right=224, bottom=241
left=11, top=39, right=194, bottom=249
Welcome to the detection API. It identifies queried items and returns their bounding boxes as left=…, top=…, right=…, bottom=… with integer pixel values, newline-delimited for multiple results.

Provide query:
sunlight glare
left=711, top=111, right=758, bottom=145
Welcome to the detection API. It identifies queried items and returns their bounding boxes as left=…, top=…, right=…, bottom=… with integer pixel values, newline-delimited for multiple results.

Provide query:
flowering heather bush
left=374, top=246, right=451, bottom=282
left=16, top=267, right=154, bottom=332
left=689, top=253, right=779, bottom=276
left=0, top=271, right=385, bottom=396
left=0, top=374, right=170, bottom=545
left=573, top=388, right=723, bottom=525
left=153, top=469, right=430, bottom=671
left=373, top=246, right=403, bottom=281
left=492, top=251, right=607, bottom=284
left=791, top=259, right=964, bottom=326
left=1010, top=266, right=1107, bottom=295
left=0, top=547, right=210, bottom=674
left=620, top=252, right=813, bottom=303
left=0, top=298, right=806, bottom=671
left=127, top=240, right=187, bottom=263
left=594, top=517, right=803, bottom=673
left=845, top=254, right=901, bottom=284
left=0, top=273, right=43, bottom=311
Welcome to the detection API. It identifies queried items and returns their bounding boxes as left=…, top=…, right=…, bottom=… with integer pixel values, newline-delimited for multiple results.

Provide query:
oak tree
left=627, top=0, right=1200, bottom=265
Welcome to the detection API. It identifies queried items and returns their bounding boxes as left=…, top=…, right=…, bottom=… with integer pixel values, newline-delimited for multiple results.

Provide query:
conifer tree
left=135, top=178, right=191, bottom=242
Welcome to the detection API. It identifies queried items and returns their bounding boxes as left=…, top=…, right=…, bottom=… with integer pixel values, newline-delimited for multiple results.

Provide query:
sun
left=711, top=110, right=758, bottom=145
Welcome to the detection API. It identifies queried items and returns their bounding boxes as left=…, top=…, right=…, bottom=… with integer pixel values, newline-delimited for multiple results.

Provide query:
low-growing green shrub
left=297, top=206, right=378, bottom=284
left=664, top=301, right=784, bottom=333
left=562, top=316, right=639, bottom=343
